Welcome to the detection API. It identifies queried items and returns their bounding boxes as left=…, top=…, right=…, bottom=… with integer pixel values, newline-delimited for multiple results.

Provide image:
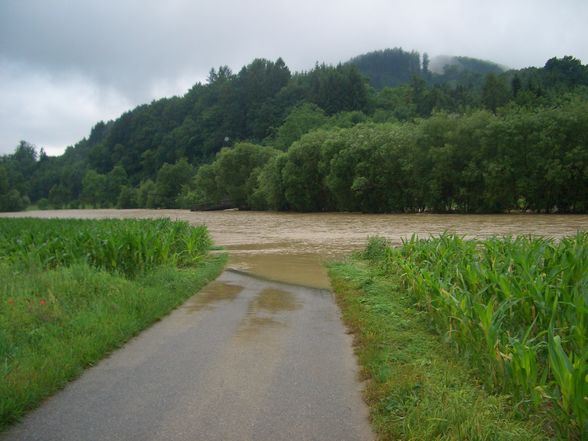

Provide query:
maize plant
left=0, top=218, right=211, bottom=278
left=364, top=233, right=588, bottom=437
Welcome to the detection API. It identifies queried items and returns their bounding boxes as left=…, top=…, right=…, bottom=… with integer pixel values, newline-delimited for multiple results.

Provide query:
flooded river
left=2, top=210, right=587, bottom=288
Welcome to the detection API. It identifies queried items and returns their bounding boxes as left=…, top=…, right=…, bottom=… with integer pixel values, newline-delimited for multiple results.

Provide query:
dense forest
left=1, top=48, right=587, bottom=213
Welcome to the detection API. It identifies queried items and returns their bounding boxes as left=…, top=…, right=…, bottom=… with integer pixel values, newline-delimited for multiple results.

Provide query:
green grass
left=329, top=260, right=549, bottom=440
left=0, top=218, right=226, bottom=431
left=329, top=233, right=588, bottom=440
left=0, top=218, right=211, bottom=277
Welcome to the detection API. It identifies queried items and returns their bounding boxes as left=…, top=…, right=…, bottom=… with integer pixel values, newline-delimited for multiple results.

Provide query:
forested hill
left=1, top=49, right=588, bottom=213
left=347, top=48, right=505, bottom=89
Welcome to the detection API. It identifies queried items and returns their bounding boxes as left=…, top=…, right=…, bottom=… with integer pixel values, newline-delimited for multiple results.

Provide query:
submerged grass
left=0, top=218, right=226, bottom=431
left=329, top=233, right=587, bottom=440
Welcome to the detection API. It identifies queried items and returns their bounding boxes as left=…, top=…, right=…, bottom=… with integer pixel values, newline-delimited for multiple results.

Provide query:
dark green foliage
left=116, top=186, right=137, bottom=208
left=154, top=159, right=193, bottom=208
left=188, top=143, right=279, bottom=209
left=544, top=56, right=588, bottom=89
left=282, top=130, right=333, bottom=211
left=349, top=49, right=505, bottom=90
left=482, top=73, right=511, bottom=112
left=269, top=103, right=328, bottom=150
left=0, top=142, right=36, bottom=211
left=252, top=154, right=289, bottom=210
left=247, top=100, right=588, bottom=213
left=2, top=52, right=588, bottom=213
left=303, top=63, right=370, bottom=115
left=47, top=183, right=70, bottom=209
left=349, top=48, right=422, bottom=89
left=440, top=55, right=505, bottom=80
left=107, top=164, right=129, bottom=205
left=81, top=170, right=108, bottom=208
left=136, top=179, right=157, bottom=208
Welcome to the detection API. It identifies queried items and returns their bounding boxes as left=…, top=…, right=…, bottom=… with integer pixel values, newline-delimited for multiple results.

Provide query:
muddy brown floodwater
left=2, top=209, right=587, bottom=288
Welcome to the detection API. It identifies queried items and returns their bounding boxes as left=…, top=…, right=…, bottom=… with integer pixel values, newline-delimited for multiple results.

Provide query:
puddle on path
left=236, top=316, right=285, bottom=338
left=184, top=281, right=243, bottom=312
left=251, top=288, right=301, bottom=313
left=228, top=253, right=332, bottom=290
left=236, top=287, right=302, bottom=339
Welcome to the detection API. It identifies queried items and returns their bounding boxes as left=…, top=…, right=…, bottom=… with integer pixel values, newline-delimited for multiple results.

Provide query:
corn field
left=364, top=233, right=588, bottom=438
left=0, top=218, right=211, bottom=277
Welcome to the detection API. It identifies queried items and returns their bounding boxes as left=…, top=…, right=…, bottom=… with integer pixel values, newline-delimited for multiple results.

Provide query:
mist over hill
left=347, top=48, right=506, bottom=89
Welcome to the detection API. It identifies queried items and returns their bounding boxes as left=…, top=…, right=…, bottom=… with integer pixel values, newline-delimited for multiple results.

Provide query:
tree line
left=180, top=99, right=588, bottom=213
left=1, top=50, right=587, bottom=212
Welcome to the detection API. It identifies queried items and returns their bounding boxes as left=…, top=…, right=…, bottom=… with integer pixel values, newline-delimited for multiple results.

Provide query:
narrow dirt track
left=2, top=270, right=373, bottom=441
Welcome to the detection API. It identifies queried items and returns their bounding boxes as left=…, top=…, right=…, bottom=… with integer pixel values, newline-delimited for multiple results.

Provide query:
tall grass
left=0, top=218, right=224, bottom=430
left=364, top=233, right=587, bottom=439
left=0, top=218, right=211, bottom=277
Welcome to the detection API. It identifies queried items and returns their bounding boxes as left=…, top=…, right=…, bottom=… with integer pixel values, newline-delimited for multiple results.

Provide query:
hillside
left=1, top=50, right=587, bottom=213
left=348, top=48, right=506, bottom=89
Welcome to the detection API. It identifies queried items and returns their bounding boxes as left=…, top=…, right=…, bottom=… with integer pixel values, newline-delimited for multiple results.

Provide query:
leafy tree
left=270, top=103, right=328, bottom=149
left=422, top=53, right=430, bottom=76
left=410, top=76, right=432, bottom=117
left=106, top=164, right=129, bottom=206
left=48, top=184, right=71, bottom=209
left=136, top=179, right=157, bottom=208
left=252, top=154, right=288, bottom=210
left=117, top=186, right=137, bottom=209
left=482, top=73, right=510, bottom=113
left=281, top=130, right=333, bottom=211
left=213, top=143, right=279, bottom=209
left=305, top=64, right=370, bottom=114
left=544, top=56, right=588, bottom=89
left=511, top=74, right=522, bottom=97
left=189, top=163, right=221, bottom=206
left=155, top=159, right=194, bottom=208
left=0, top=189, right=28, bottom=212
left=81, top=170, right=108, bottom=208
left=0, top=165, right=28, bottom=212
left=373, top=86, right=416, bottom=121
left=349, top=48, right=422, bottom=88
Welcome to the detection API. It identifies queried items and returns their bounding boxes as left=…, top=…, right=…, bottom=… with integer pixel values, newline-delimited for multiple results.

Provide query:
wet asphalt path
left=2, top=270, right=373, bottom=441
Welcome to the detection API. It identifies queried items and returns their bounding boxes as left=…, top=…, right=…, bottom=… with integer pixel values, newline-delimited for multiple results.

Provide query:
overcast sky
left=1, top=0, right=587, bottom=156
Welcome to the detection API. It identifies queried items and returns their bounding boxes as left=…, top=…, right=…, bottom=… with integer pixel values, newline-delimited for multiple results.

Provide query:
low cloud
left=0, top=59, right=131, bottom=155
left=1, top=0, right=587, bottom=155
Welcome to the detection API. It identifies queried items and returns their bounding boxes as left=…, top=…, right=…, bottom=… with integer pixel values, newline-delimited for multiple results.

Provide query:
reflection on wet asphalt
left=184, top=281, right=243, bottom=312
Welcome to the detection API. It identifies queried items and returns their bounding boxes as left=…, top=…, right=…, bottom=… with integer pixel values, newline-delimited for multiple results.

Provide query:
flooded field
left=2, top=209, right=587, bottom=288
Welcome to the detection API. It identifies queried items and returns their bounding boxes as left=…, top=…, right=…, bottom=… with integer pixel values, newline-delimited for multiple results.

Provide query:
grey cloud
left=1, top=0, right=587, bottom=154
left=0, top=59, right=131, bottom=155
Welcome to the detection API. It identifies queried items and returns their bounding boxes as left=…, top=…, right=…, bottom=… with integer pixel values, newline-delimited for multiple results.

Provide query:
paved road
left=2, top=270, right=373, bottom=441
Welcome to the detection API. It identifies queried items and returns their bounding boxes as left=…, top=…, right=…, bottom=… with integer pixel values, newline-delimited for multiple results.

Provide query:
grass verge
left=328, top=259, right=549, bottom=440
left=0, top=219, right=227, bottom=431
